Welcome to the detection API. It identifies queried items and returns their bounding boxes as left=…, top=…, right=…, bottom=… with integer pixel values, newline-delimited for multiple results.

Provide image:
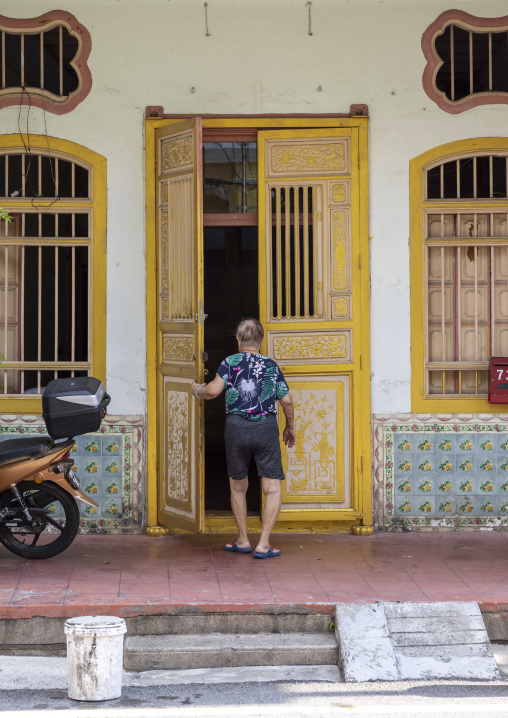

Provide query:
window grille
left=269, top=185, right=319, bottom=320
left=423, top=11, right=508, bottom=113
left=0, top=150, right=92, bottom=396
left=424, top=153, right=508, bottom=397
left=0, top=11, right=91, bottom=114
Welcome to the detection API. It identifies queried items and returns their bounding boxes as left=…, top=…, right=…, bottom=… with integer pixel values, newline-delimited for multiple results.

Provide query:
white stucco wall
left=1, top=0, right=507, bottom=415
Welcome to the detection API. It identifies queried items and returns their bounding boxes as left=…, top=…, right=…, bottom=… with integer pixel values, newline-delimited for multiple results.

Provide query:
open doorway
left=203, top=226, right=260, bottom=512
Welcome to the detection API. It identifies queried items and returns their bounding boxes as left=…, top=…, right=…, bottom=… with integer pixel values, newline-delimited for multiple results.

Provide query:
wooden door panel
left=156, top=118, right=204, bottom=533
left=258, top=128, right=360, bottom=520
left=278, top=376, right=350, bottom=507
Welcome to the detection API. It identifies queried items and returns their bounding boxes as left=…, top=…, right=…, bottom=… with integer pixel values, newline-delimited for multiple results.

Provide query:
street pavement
left=2, top=679, right=508, bottom=717
left=1, top=651, right=508, bottom=717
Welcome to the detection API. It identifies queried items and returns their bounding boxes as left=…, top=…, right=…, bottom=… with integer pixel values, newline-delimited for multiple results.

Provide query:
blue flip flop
left=223, top=540, right=252, bottom=553
left=254, top=547, right=281, bottom=559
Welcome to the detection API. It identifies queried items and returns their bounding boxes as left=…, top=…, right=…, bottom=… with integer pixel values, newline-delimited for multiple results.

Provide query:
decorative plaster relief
left=270, top=330, right=351, bottom=363
left=161, top=134, right=193, bottom=173
left=162, top=335, right=194, bottom=363
left=332, top=209, right=349, bottom=291
left=164, top=383, right=192, bottom=513
left=329, top=181, right=350, bottom=205
left=267, top=139, right=349, bottom=177
left=160, top=210, right=169, bottom=291
left=332, top=296, right=351, bottom=320
left=281, top=381, right=347, bottom=503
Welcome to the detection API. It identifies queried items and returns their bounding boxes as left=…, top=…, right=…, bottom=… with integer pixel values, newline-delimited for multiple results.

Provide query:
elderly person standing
left=191, top=318, right=295, bottom=558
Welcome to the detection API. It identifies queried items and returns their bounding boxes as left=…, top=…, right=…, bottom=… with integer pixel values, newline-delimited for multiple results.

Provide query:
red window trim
left=422, top=9, right=508, bottom=114
left=0, top=10, right=92, bottom=115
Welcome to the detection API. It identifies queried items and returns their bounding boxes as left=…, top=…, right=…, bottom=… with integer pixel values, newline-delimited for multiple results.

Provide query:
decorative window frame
left=410, top=137, right=508, bottom=414
left=0, top=135, right=106, bottom=414
left=0, top=10, right=92, bottom=115
left=422, top=10, right=508, bottom=114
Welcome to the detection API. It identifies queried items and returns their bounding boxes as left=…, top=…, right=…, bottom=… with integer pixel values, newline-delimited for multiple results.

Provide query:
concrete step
left=0, top=610, right=333, bottom=656
left=124, top=632, right=339, bottom=671
left=335, top=601, right=501, bottom=682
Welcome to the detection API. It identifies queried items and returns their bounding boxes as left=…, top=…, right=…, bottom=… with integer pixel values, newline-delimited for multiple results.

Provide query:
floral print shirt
left=217, top=352, right=289, bottom=421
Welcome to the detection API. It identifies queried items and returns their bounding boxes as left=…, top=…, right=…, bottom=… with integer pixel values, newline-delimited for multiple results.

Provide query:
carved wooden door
left=258, top=128, right=364, bottom=522
left=156, top=119, right=205, bottom=532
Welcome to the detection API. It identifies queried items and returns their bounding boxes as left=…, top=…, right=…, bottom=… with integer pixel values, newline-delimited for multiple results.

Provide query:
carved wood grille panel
left=269, top=183, right=324, bottom=320
left=159, top=176, right=193, bottom=321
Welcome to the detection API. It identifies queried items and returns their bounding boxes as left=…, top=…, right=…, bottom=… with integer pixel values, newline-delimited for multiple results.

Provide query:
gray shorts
left=224, top=414, right=285, bottom=481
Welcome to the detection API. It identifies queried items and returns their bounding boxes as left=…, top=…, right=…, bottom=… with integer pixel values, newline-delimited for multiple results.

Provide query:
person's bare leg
left=255, top=477, right=282, bottom=554
left=226, top=477, right=251, bottom=549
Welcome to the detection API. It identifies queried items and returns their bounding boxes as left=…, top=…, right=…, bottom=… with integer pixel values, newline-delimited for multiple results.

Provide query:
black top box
left=42, top=377, right=110, bottom=439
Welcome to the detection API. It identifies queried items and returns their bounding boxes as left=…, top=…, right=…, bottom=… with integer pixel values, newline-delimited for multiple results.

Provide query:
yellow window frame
left=410, top=137, right=508, bottom=413
left=0, top=134, right=107, bottom=414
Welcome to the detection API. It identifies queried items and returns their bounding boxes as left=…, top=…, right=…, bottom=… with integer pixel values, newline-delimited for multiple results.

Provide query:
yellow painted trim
left=145, top=116, right=370, bottom=531
left=0, top=134, right=106, bottom=414
left=410, top=137, right=508, bottom=414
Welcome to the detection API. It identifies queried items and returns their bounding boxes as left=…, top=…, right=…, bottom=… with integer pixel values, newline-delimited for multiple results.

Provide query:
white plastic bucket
left=64, top=615, right=127, bottom=701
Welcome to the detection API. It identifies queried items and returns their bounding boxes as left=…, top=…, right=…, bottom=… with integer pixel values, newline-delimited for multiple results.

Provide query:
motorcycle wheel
left=0, top=480, right=80, bottom=559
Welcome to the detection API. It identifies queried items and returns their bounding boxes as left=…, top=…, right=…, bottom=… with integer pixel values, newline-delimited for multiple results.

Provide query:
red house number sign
left=489, top=357, right=508, bottom=403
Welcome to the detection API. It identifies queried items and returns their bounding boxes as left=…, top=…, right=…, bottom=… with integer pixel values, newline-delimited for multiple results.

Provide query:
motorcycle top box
left=42, top=377, right=111, bottom=439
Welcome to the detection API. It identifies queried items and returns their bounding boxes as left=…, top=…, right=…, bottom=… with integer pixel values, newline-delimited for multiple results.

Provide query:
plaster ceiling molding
left=422, top=9, right=508, bottom=114
left=0, top=10, right=92, bottom=114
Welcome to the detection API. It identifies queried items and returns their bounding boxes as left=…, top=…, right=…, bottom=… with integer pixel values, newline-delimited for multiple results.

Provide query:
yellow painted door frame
left=145, top=116, right=371, bottom=535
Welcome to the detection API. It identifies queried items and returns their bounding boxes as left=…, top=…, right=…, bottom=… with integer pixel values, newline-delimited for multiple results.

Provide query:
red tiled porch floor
left=1, top=531, right=508, bottom=618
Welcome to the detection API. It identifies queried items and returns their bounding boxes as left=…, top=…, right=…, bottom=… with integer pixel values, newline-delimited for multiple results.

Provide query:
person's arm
left=279, top=393, right=296, bottom=448
left=191, top=375, right=225, bottom=400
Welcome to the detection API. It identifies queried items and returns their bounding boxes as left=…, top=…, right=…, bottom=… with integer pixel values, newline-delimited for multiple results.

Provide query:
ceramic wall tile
left=0, top=415, right=143, bottom=533
left=374, top=414, right=508, bottom=531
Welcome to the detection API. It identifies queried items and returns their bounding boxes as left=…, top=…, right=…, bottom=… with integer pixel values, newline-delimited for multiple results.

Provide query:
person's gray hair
left=236, top=318, right=264, bottom=348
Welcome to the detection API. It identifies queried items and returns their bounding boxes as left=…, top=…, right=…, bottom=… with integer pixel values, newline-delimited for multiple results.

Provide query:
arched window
left=410, top=139, right=508, bottom=412
left=0, top=136, right=106, bottom=412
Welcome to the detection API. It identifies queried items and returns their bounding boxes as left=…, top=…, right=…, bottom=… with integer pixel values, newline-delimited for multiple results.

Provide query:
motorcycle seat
left=0, top=437, right=54, bottom=465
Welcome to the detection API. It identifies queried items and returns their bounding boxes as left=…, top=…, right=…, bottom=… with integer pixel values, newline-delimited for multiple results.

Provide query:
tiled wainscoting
left=0, top=415, right=144, bottom=533
left=373, top=414, right=508, bottom=531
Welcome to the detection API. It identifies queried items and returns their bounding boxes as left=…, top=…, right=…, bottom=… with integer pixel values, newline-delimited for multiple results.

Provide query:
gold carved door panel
left=258, top=128, right=360, bottom=521
left=156, top=119, right=204, bottom=532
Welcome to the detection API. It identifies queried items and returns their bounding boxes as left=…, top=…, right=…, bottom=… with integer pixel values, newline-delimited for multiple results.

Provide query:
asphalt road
left=2, top=680, right=508, bottom=718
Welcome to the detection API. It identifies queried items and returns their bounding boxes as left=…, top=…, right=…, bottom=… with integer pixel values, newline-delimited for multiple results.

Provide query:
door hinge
left=155, top=458, right=159, bottom=474
left=358, top=255, right=362, bottom=270
left=154, top=255, right=157, bottom=273
left=360, top=355, right=363, bottom=370
left=360, top=456, right=364, bottom=473
left=155, top=354, right=158, bottom=370
left=357, top=154, right=361, bottom=170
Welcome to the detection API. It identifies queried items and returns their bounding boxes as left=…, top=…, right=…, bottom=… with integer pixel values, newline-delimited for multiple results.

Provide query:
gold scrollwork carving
left=332, top=210, right=348, bottom=291
left=284, top=386, right=344, bottom=501
left=162, top=135, right=193, bottom=172
left=165, top=389, right=191, bottom=508
left=333, top=297, right=348, bottom=317
left=161, top=183, right=168, bottom=204
left=160, top=210, right=169, bottom=290
left=163, top=336, right=194, bottom=362
left=271, top=143, right=345, bottom=173
left=273, top=334, right=347, bottom=360
left=331, top=183, right=347, bottom=204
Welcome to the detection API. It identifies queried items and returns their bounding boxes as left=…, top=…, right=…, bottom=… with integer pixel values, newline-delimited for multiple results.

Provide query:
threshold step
left=124, top=633, right=338, bottom=671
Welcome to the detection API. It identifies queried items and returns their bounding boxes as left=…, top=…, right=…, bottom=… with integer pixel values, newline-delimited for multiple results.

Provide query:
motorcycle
left=0, top=377, right=110, bottom=560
